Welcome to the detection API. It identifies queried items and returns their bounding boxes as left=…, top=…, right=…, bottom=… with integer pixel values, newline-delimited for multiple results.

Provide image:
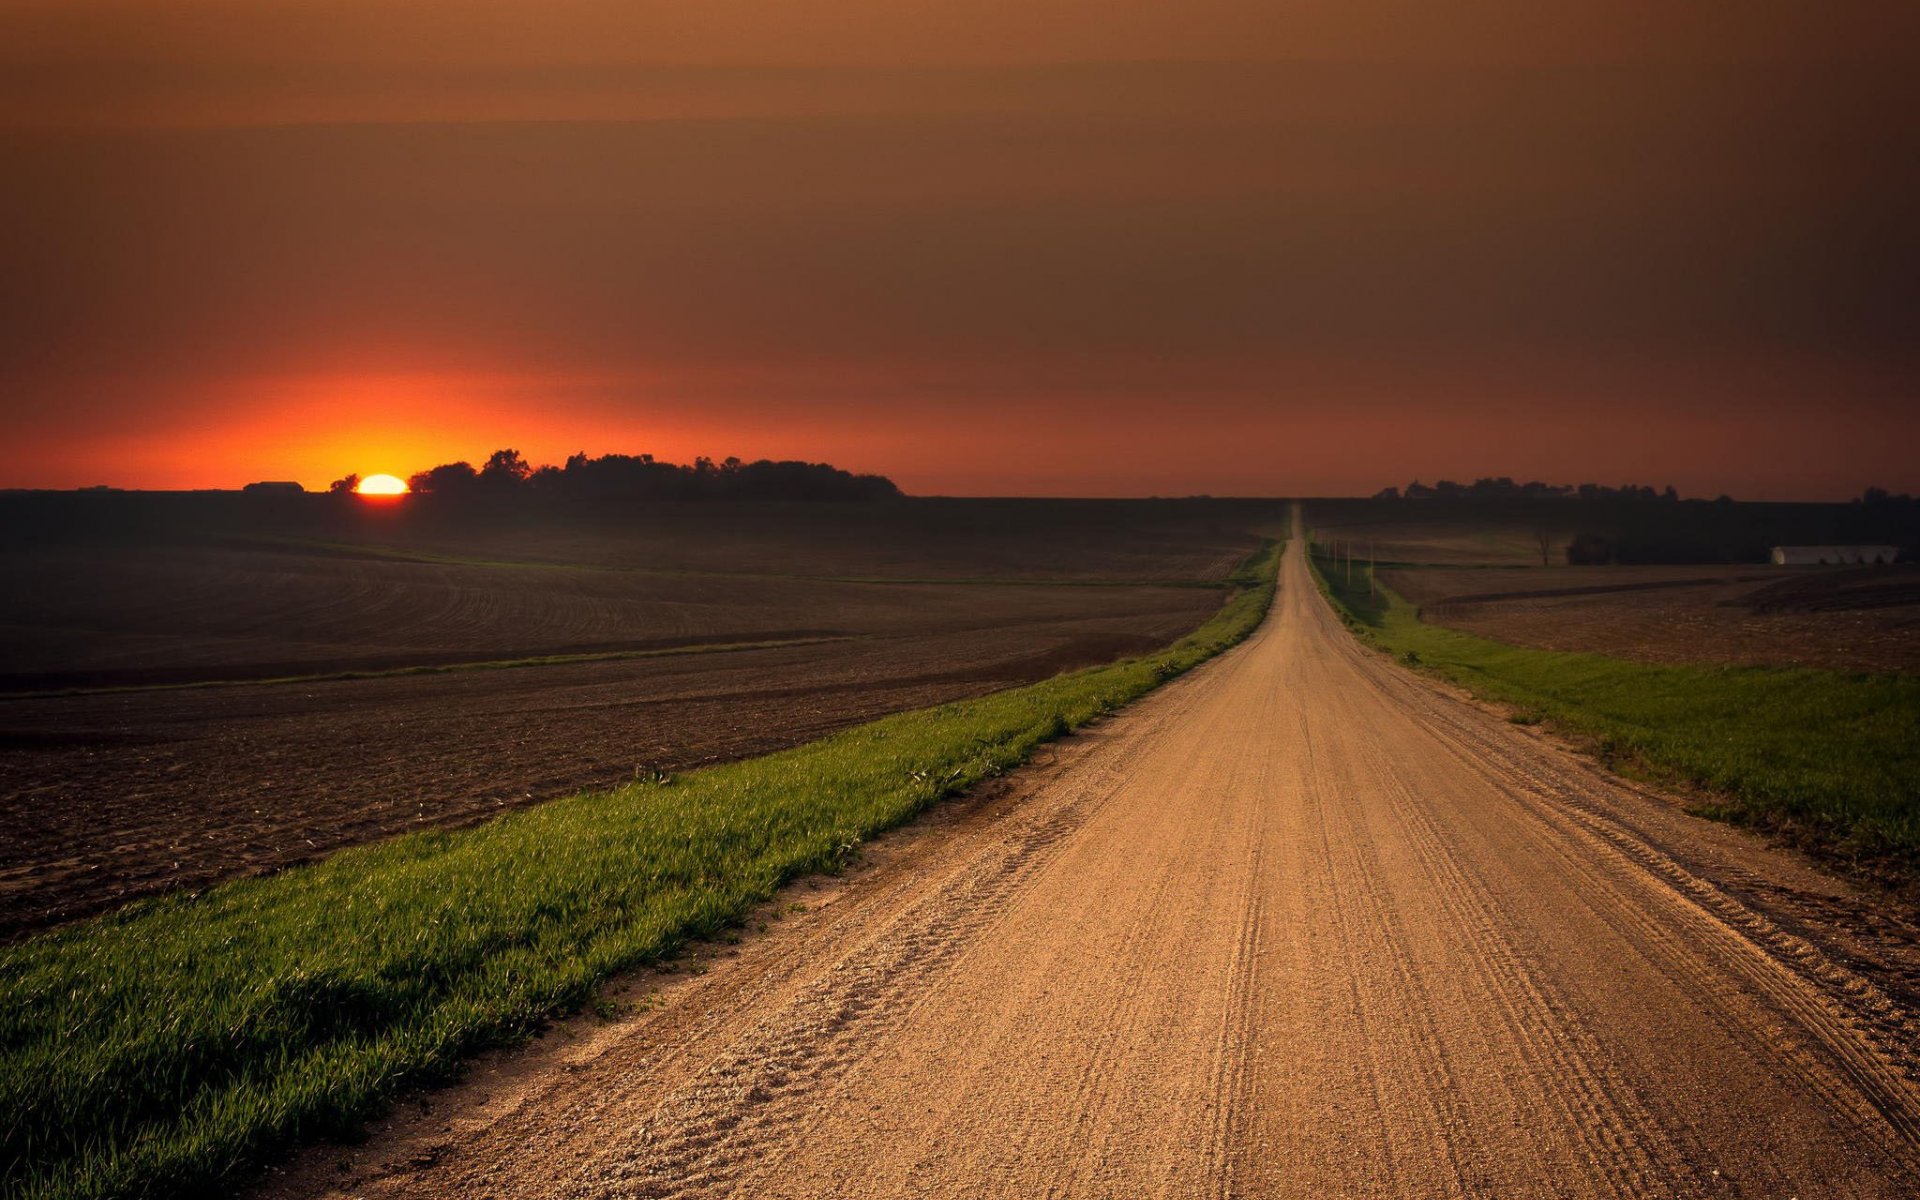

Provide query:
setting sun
left=355, top=473, right=409, bottom=496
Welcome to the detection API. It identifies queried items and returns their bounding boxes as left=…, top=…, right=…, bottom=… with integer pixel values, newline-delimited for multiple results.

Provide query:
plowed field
left=0, top=498, right=1263, bottom=937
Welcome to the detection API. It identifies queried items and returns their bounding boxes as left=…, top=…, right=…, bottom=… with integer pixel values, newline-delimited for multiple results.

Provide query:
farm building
left=1770, top=545, right=1899, bottom=565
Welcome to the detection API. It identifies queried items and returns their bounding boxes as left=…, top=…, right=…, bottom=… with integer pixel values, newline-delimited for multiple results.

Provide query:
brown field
left=1383, top=563, right=1920, bottom=673
left=0, top=497, right=1270, bottom=937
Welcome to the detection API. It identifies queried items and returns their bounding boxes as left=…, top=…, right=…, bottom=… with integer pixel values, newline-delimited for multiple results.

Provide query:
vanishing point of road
left=278, top=523, right=1920, bottom=1198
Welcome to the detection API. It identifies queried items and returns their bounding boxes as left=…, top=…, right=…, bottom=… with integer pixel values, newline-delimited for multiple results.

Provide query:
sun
left=355, top=473, right=409, bottom=496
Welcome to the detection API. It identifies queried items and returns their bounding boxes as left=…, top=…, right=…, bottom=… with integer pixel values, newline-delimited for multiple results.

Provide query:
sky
left=1, top=1, right=1915, bottom=498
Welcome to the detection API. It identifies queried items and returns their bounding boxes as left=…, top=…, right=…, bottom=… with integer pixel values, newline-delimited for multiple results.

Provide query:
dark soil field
left=1381, top=564, right=1920, bottom=674
left=0, top=495, right=1273, bottom=937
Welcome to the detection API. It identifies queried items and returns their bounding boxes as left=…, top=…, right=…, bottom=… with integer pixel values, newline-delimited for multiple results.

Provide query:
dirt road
left=273, top=529, right=1920, bottom=1198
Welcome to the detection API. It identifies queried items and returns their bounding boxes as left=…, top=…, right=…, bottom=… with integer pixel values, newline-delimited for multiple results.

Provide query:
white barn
left=1770, top=545, right=1899, bottom=565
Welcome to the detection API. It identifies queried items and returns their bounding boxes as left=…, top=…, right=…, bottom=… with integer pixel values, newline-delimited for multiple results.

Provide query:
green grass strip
left=0, top=539, right=1280, bottom=1200
left=1307, top=546, right=1920, bottom=874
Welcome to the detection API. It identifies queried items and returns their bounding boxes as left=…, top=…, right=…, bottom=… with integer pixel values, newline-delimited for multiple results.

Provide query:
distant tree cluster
left=1564, top=532, right=1616, bottom=565
left=1859, top=486, right=1917, bottom=507
left=1372, top=478, right=1688, bottom=502
left=341, top=450, right=900, bottom=502
left=1553, top=486, right=1918, bottom=565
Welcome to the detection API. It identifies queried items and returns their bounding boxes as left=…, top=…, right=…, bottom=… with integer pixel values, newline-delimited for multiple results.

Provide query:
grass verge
left=0, top=540, right=1279, bottom=1200
left=1307, top=545, right=1920, bottom=879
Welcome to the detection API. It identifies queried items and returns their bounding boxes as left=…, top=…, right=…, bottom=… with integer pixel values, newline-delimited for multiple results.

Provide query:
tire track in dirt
left=563, top=753, right=1146, bottom=1200
left=1351, top=646, right=1920, bottom=1164
left=1340, top=708, right=1687, bottom=1192
left=264, top=524, right=1920, bottom=1199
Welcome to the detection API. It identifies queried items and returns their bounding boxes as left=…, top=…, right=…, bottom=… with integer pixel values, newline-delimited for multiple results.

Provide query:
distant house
left=1770, top=545, right=1898, bottom=566
left=241, top=481, right=305, bottom=494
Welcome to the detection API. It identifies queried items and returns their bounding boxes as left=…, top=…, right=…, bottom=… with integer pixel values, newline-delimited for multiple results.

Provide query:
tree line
left=1353, top=480, right=1916, bottom=564
left=1371, top=477, right=1705, bottom=503
left=1375, top=479, right=1918, bottom=508
left=330, top=450, right=900, bottom=502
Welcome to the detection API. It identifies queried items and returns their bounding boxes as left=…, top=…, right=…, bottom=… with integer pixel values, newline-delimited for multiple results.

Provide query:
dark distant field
left=0, top=493, right=1276, bottom=937
left=1306, top=497, right=1920, bottom=674
left=1306, top=494, right=1920, bottom=568
left=1385, top=564, right=1920, bottom=674
left=1305, top=509, right=1550, bottom=566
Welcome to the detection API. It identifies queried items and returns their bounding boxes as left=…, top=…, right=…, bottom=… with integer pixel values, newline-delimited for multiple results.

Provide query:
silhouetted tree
left=397, top=449, right=899, bottom=502
left=479, top=449, right=531, bottom=487
left=328, top=474, right=360, bottom=494
left=408, top=461, right=478, bottom=494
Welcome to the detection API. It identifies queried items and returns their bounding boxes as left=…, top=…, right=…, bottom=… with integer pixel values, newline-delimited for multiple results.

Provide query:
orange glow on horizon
left=10, top=362, right=1917, bottom=501
left=355, top=473, right=409, bottom=496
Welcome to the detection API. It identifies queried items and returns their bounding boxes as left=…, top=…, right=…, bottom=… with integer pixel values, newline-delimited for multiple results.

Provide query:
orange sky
left=2, top=1, right=1915, bottom=497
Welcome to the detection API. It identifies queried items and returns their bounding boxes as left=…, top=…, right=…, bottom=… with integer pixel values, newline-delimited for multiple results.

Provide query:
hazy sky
left=2, top=1, right=1915, bottom=496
